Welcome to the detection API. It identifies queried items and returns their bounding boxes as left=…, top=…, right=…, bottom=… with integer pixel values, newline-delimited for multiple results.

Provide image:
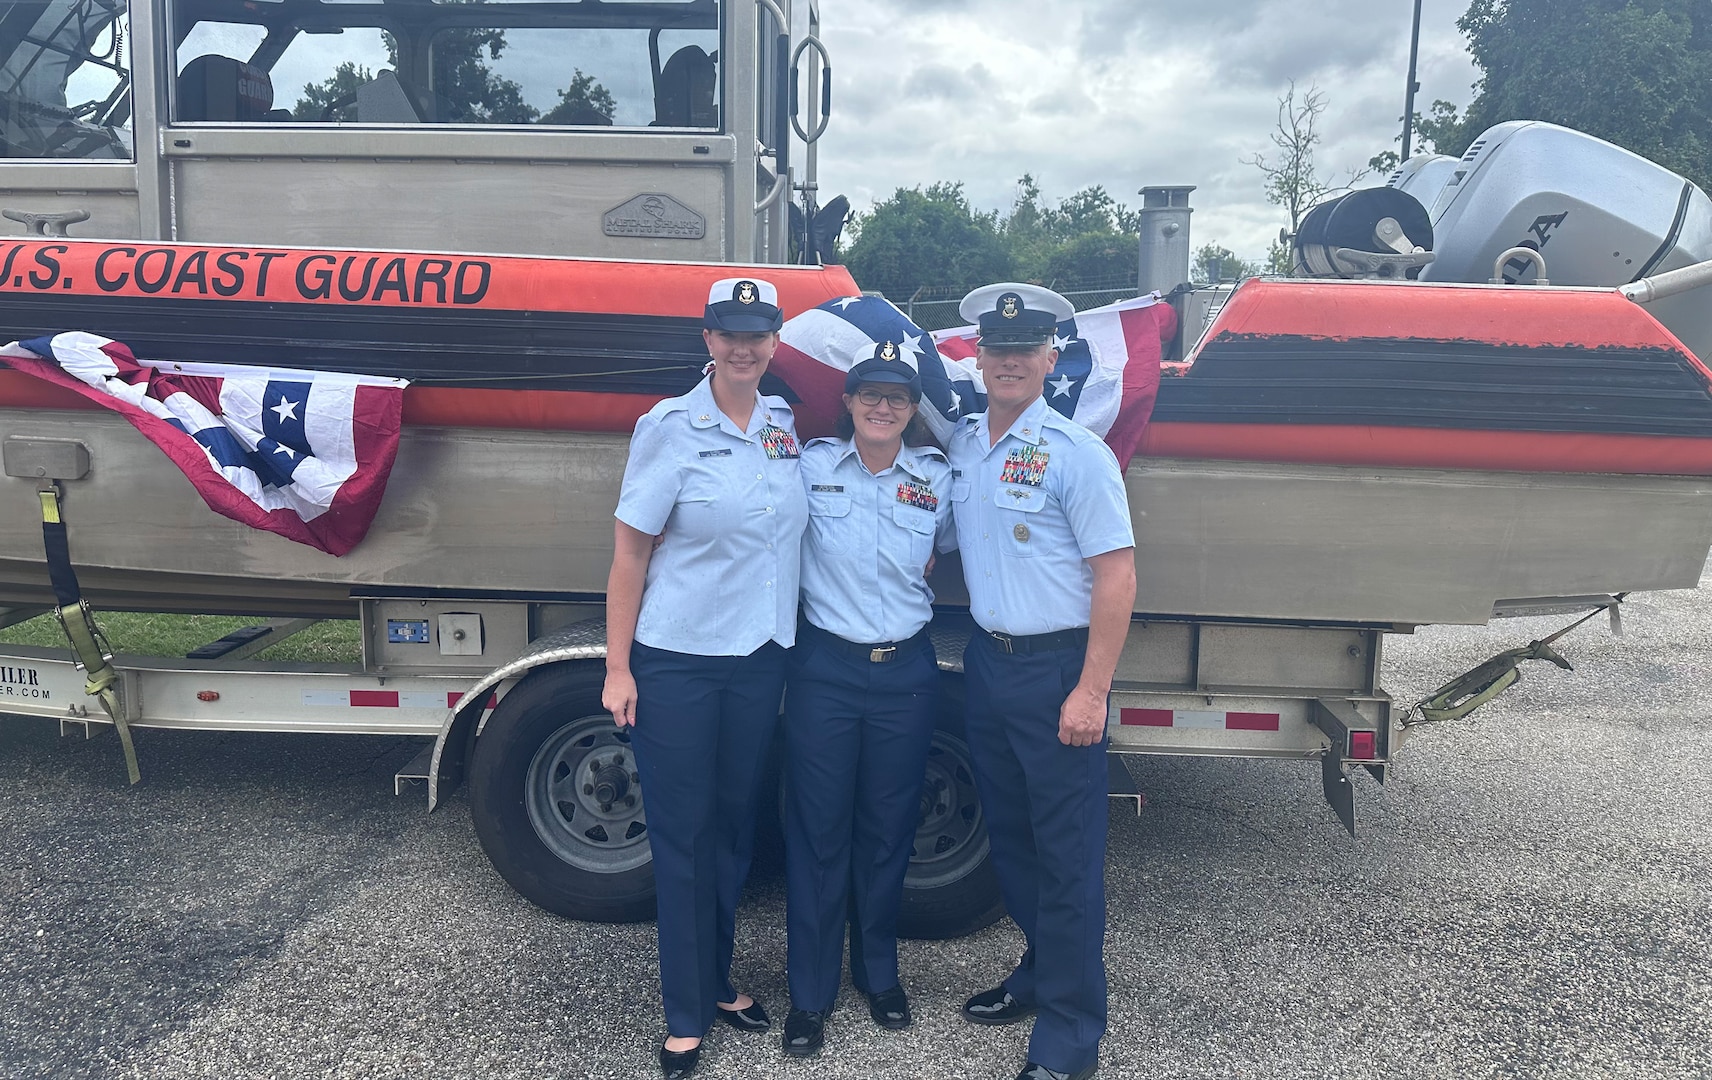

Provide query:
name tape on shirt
left=1001, top=447, right=1049, bottom=486
left=760, top=425, right=800, bottom=460
left=810, top=483, right=845, bottom=492
left=699, top=448, right=733, bottom=458
left=896, top=480, right=939, bottom=512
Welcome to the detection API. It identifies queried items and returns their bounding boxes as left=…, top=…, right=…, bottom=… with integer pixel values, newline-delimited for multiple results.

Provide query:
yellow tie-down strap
left=39, top=486, right=139, bottom=784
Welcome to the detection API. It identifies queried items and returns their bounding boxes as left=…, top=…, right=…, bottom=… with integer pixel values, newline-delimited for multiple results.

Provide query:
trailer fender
left=427, top=617, right=608, bottom=810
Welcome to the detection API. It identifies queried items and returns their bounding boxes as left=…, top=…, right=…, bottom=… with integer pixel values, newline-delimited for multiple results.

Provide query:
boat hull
left=4, top=404, right=1708, bottom=627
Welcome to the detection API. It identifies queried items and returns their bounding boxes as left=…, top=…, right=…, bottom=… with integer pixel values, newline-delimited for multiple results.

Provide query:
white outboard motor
left=1384, top=153, right=1460, bottom=210
left=1421, top=120, right=1712, bottom=360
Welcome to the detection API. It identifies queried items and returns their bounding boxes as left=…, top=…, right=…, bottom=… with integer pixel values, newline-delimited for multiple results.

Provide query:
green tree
left=540, top=69, right=617, bottom=125
left=1368, top=100, right=1465, bottom=174
left=844, top=183, right=1011, bottom=300
left=1044, top=232, right=1137, bottom=289
left=430, top=28, right=537, bottom=123
left=1435, top=0, right=1712, bottom=188
left=291, top=27, right=539, bottom=124
left=292, top=61, right=373, bottom=122
left=1191, top=243, right=1263, bottom=284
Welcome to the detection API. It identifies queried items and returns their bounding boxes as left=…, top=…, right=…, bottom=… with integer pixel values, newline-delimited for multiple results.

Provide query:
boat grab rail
left=1621, top=256, right=1712, bottom=306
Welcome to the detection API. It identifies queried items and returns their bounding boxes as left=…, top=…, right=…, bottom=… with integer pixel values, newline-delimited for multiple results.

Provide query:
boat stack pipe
left=1621, top=257, right=1712, bottom=305
left=1138, top=185, right=1195, bottom=295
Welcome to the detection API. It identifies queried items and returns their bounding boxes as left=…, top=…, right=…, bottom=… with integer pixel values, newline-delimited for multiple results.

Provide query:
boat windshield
left=0, top=0, right=131, bottom=158
left=169, top=0, right=721, bottom=128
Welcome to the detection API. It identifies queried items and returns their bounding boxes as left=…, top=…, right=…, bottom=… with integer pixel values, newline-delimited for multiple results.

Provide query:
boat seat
left=653, top=45, right=717, bottom=127
left=177, top=55, right=276, bottom=122
left=357, top=69, right=430, bottom=123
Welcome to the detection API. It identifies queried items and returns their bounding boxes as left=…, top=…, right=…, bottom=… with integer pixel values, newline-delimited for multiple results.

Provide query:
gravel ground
left=3, top=583, right=1711, bottom=1080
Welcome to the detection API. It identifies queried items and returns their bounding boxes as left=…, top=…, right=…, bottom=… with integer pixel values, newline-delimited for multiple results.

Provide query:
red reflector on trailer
left=1349, top=730, right=1377, bottom=759
left=1120, top=708, right=1174, bottom=727
left=1226, top=712, right=1281, bottom=732
left=349, top=690, right=400, bottom=708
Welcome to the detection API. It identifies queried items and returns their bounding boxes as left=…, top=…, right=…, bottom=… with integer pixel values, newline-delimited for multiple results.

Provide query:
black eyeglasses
left=854, top=388, right=913, bottom=409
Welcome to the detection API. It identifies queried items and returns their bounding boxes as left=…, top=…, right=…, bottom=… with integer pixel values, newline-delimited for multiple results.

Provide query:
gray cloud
left=814, top=0, right=1481, bottom=262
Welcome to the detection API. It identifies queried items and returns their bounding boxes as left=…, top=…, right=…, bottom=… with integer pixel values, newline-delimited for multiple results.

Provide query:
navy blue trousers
left=964, top=632, right=1108, bottom=1075
left=628, top=641, right=785, bottom=1038
left=783, top=630, right=939, bottom=1012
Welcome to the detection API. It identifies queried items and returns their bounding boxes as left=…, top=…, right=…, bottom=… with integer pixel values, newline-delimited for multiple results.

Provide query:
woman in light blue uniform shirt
left=780, top=341, right=953, bottom=1058
left=603, top=277, right=809, bottom=1080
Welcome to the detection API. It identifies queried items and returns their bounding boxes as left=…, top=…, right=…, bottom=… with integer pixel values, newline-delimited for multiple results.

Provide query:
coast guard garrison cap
left=844, top=339, right=923, bottom=399
left=959, top=282, right=1074, bottom=347
left=704, top=276, right=784, bottom=332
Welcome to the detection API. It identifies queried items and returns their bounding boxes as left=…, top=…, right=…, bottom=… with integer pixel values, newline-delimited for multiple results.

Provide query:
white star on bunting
left=271, top=398, right=300, bottom=422
left=1052, top=332, right=1075, bottom=352
left=1049, top=374, right=1075, bottom=398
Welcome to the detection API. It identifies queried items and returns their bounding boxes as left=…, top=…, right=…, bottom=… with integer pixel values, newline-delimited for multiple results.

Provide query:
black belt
left=802, top=622, right=929, bottom=664
left=985, top=626, right=1089, bottom=655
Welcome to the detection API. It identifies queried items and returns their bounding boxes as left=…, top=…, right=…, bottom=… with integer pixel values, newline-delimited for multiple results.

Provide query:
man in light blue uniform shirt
left=947, top=283, right=1137, bottom=1080
left=781, top=343, right=953, bottom=1057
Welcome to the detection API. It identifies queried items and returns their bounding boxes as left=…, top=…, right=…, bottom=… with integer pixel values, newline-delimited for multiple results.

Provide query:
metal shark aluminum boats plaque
left=603, top=194, right=706, bottom=239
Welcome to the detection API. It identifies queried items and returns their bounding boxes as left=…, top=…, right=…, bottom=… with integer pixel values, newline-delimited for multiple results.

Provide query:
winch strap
left=1413, top=640, right=1574, bottom=725
left=37, top=488, right=81, bottom=608
left=37, top=486, right=139, bottom=784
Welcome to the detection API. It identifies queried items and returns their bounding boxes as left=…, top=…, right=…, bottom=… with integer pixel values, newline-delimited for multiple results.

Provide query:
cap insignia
left=880, top=341, right=897, bottom=361
left=736, top=280, right=757, bottom=304
left=1000, top=293, right=1021, bottom=319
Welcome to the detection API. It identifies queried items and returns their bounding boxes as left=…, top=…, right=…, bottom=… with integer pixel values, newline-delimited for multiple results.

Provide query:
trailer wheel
left=897, top=700, right=1005, bottom=940
left=469, top=663, right=655, bottom=922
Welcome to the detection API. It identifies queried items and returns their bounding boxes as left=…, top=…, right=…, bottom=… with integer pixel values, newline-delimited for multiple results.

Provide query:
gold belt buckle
left=869, top=645, right=897, bottom=663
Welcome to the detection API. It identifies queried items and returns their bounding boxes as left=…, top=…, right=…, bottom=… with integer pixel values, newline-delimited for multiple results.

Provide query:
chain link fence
left=894, top=278, right=1145, bottom=332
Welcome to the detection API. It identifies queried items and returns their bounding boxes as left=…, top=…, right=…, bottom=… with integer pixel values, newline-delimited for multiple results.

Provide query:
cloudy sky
left=812, top=0, right=1481, bottom=262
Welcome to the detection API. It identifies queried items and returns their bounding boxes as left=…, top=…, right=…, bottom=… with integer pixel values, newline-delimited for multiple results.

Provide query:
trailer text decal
left=0, top=243, right=493, bottom=307
left=0, top=664, right=48, bottom=699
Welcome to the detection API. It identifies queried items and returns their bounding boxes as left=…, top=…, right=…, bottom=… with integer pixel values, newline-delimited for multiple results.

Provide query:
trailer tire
left=469, top=663, right=656, bottom=923
left=897, top=696, right=1005, bottom=940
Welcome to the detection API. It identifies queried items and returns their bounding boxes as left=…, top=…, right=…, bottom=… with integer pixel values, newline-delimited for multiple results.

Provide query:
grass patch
left=0, top=611, right=362, bottom=664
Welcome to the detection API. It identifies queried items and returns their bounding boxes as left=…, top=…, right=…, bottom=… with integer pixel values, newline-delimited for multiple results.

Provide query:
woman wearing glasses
left=780, top=340, right=953, bottom=1058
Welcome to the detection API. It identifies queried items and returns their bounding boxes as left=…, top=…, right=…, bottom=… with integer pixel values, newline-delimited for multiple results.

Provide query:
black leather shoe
left=782, top=1008, right=826, bottom=1057
left=867, top=986, right=912, bottom=1030
left=658, top=1041, right=700, bottom=1079
left=962, top=984, right=1036, bottom=1026
left=1015, top=1063, right=1096, bottom=1080
left=716, top=997, right=771, bottom=1033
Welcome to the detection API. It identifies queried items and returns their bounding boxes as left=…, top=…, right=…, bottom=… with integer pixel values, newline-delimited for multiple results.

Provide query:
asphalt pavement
left=3, top=583, right=1711, bottom=1080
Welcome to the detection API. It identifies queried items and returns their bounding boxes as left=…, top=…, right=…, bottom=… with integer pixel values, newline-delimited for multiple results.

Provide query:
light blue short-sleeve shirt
left=947, top=395, right=1135, bottom=636
left=798, top=437, right=953, bottom=644
left=615, top=376, right=809, bottom=655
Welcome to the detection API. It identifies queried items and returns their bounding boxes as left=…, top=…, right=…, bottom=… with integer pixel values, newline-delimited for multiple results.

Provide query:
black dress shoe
left=867, top=986, right=912, bottom=1030
left=781, top=1008, right=826, bottom=1057
left=716, top=997, right=771, bottom=1033
left=1015, top=1063, right=1096, bottom=1080
left=962, top=984, right=1036, bottom=1026
left=658, top=1042, right=700, bottom=1079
